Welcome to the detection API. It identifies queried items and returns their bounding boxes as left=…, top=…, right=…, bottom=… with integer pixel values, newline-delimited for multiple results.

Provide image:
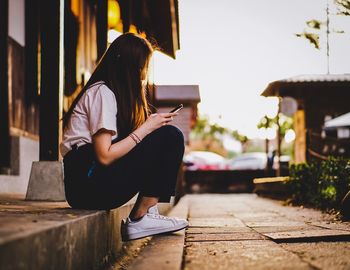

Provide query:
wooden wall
left=8, top=37, right=39, bottom=138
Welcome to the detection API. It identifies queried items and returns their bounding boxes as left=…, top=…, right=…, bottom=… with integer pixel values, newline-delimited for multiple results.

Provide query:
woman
left=60, top=33, right=188, bottom=241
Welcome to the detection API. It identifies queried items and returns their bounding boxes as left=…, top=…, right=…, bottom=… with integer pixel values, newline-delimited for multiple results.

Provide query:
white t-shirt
left=60, top=81, right=118, bottom=157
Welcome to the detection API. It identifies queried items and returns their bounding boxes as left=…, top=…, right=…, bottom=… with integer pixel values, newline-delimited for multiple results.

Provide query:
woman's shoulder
left=85, top=81, right=115, bottom=99
left=82, top=81, right=117, bottom=113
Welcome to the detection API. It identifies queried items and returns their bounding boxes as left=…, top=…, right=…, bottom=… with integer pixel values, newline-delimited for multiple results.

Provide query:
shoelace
left=149, top=213, right=171, bottom=220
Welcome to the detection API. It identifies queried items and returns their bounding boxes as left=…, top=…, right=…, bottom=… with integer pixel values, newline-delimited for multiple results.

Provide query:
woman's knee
left=141, top=125, right=185, bottom=158
left=158, top=126, right=184, bottom=155
left=153, top=125, right=185, bottom=146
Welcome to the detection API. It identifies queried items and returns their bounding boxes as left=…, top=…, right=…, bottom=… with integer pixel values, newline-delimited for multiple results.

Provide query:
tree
left=296, top=0, right=349, bottom=73
left=257, top=113, right=294, bottom=157
left=231, top=130, right=248, bottom=152
left=191, top=116, right=229, bottom=141
left=335, top=0, right=350, bottom=15
left=190, top=116, right=229, bottom=154
left=257, top=113, right=293, bottom=137
left=190, top=115, right=249, bottom=155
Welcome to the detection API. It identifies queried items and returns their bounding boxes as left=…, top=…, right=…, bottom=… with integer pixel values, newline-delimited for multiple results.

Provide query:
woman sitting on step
left=60, top=33, right=188, bottom=241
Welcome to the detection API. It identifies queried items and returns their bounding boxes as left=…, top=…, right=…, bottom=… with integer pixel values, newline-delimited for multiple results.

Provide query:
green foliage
left=191, top=116, right=210, bottom=139
left=296, top=32, right=320, bottom=49
left=191, top=115, right=247, bottom=144
left=296, top=19, right=323, bottom=49
left=286, top=157, right=350, bottom=210
left=191, top=116, right=229, bottom=141
left=296, top=0, right=349, bottom=50
left=279, top=114, right=293, bottom=136
left=281, top=139, right=294, bottom=157
left=306, top=19, right=322, bottom=29
left=335, top=0, right=350, bottom=15
left=257, top=113, right=293, bottom=136
left=244, top=144, right=265, bottom=153
left=231, top=130, right=248, bottom=144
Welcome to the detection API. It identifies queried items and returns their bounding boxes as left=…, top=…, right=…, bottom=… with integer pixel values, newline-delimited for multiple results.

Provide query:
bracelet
left=129, top=133, right=138, bottom=145
left=131, top=132, right=142, bottom=143
left=129, top=132, right=142, bottom=145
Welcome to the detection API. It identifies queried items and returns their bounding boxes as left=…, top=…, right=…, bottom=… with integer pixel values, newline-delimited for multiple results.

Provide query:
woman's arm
left=92, top=129, right=141, bottom=166
left=92, top=112, right=178, bottom=166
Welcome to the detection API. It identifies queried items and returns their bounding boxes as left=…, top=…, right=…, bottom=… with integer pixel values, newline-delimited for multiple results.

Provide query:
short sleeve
left=85, top=85, right=118, bottom=137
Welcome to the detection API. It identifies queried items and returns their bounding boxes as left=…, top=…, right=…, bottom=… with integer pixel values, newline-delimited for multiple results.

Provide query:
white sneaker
left=121, top=205, right=189, bottom=241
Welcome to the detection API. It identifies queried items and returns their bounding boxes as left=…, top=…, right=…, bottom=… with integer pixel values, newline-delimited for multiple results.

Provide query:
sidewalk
left=125, top=194, right=350, bottom=270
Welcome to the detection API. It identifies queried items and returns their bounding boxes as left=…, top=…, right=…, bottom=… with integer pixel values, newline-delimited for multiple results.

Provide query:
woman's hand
left=135, top=112, right=178, bottom=138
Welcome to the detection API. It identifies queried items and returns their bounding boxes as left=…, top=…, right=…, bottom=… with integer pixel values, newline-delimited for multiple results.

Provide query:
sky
left=152, top=0, right=350, bottom=138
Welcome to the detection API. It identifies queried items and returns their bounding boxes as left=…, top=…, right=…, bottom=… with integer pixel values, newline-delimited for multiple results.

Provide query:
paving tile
left=186, top=232, right=266, bottom=242
left=233, top=212, right=282, bottom=219
left=184, top=240, right=311, bottom=270
left=240, top=217, right=290, bottom=224
left=245, top=221, right=306, bottom=228
left=233, top=213, right=286, bottom=223
left=264, top=229, right=350, bottom=242
left=189, top=210, right=236, bottom=218
left=187, top=227, right=253, bottom=234
left=280, top=242, right=350, bottom=270
left=190, top=205, right=252, bottom=211
left=252, top=225, right=323, bottom=234
left=127, top=194, right=350, bottom=269
left=189, top=217, right=246, bottom=227
left=310, top=222, right=350, bottom=232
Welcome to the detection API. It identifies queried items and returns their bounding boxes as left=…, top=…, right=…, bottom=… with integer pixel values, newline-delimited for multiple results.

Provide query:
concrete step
left=0, top=194, right=173, bottom=270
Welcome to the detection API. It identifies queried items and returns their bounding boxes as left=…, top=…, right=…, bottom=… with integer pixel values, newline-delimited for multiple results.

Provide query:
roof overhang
left=118, top=0, right=180, bottom=59
left=261, top=74, right=350, bottom=99
left=324, top=112, right=350, bottom=130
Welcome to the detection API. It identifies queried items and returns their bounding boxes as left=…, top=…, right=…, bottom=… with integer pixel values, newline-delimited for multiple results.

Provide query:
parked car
left=228, top=152, right=267, bottom=170
left=228, top=152, right=291, bottom=171
left=183, top=151, right=229, bottom=171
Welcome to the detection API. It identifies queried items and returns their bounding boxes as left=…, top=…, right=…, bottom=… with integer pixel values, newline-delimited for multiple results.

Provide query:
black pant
left=63, top=125, right=185, bottom=210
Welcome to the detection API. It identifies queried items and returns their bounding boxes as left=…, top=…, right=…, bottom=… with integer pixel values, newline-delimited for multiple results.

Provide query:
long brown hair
left=62, top=33, right=154, bottom=139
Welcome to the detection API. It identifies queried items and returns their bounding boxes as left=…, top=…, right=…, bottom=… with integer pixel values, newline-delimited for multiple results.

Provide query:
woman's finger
left=159, top=112, right=179, bottom=118
left=163, top=115, right=173, bottom=122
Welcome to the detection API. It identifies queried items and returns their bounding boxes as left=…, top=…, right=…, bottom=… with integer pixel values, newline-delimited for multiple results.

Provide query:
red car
left=183, top=151, right=230, bottom=171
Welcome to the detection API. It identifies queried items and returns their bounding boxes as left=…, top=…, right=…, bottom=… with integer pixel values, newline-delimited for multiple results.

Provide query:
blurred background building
left=262, top=74, right=350, bottom=162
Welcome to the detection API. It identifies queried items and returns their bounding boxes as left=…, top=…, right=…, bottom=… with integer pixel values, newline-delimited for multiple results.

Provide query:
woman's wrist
left=130, top=132, right=141, bottom=143
left=129, top=132, right=141, bottom=145
left=134, top=124, right=152, bottom=139
left=133, top=126, right=148, bottom=140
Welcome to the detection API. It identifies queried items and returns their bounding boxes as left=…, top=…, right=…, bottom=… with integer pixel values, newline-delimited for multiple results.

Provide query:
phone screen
left=169, top=104, right=183, bottom=113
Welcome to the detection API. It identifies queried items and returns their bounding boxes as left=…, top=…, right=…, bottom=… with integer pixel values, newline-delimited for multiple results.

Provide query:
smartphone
left=169, top=104, right=183, bottom=113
